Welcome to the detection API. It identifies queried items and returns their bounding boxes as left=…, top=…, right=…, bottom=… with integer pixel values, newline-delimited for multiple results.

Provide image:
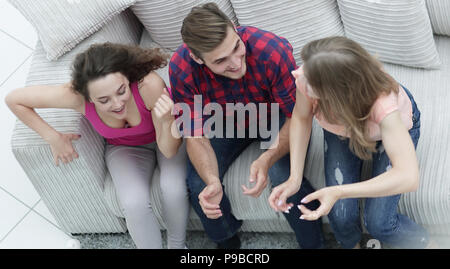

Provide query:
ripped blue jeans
left=323, top=86, right=429, bottom=249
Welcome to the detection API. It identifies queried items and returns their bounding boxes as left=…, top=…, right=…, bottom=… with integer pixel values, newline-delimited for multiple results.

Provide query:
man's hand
left=198, top=181, right=223, bottom=219
left=242, top=157, right=270, bottom=198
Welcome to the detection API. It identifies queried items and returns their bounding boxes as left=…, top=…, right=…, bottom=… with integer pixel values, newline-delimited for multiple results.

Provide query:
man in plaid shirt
left=169, top=2, right=324, bottom=249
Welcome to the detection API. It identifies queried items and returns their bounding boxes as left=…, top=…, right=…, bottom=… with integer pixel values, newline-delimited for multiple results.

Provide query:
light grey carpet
left=72, top=230, right=341, bottom=249
left=72, top=230, right=450, bottom=249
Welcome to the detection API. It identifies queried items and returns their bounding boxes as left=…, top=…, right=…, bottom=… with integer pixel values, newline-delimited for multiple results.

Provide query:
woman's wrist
left=288, top=172, right=303, bottom=186
left=42, top=129, right=60, bottom=144
left=332, top=185, right=345, bottom=200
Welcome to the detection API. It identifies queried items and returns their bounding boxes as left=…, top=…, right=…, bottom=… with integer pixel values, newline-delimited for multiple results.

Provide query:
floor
left=0, top=0, right=77, bottom=249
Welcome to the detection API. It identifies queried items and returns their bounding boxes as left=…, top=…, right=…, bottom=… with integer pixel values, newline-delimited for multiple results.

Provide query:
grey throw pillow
left=8, top=0, right=136, bottom=61
left=131, top=0, right=238, bottom=52
left=230, top=0, right=345, bottom=65
left=337, top=0, right=441, bottom=69
left=426, top=0, right=450, bottom=36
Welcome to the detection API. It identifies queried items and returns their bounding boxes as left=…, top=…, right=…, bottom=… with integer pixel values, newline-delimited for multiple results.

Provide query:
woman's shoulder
left=137, top=71, right=166, bottom=110
left=62, top=83, right=86, bottom=114
left=371, top=89, right=400, bottom=124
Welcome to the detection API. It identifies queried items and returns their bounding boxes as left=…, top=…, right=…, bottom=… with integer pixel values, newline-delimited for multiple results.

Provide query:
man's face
left=194, top=27, right=247, bottom=80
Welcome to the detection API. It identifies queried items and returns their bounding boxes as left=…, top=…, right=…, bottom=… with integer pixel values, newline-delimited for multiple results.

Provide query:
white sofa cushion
left=131, top=0, right=238, bottom=52
left=8, top=0, right=137, bottom=61
left=425, top=0, right=450, bottom=36
left=230, top=0, right=344, bottom=65
left=337, top=0, right=441, bottom=69
left=383, top=36, right=450, bottom=233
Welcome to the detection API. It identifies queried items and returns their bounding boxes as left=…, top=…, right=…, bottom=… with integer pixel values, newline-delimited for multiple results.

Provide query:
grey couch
left=10, top=0, right=450, bottom=239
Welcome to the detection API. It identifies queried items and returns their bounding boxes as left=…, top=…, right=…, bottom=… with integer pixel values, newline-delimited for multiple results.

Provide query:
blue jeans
left=186, top=114, right=325, bottom=249
left=324, top=86, right=429, bottom=249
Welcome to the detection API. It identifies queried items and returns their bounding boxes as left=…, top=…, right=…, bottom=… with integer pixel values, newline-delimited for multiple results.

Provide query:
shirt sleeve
left=266, top=38, right=297, bottom=118
left=169, top=57, right=206, bottom=137
left=371, top=91, right=399, bottom=124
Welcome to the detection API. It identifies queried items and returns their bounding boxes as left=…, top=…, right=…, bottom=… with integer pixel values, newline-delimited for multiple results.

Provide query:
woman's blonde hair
left=301, top=36, right=398, bottom=160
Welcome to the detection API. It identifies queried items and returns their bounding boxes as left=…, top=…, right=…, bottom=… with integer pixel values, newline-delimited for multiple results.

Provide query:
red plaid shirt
left=169, top=26, right=297, bottom=136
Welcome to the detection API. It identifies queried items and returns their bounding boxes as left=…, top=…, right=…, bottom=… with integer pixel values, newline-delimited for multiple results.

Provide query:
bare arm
left=335, top=111, right=419, bottom=198
left=4, top=83, right=84, bottom=165
left=5, top=83, right=84, bottom=141
left=186, top=137, right=220, bottom=185
left=140, top=72, right=182, bottom=158
left=300, top=111, right=420, bottom=220
left=242, top=117, right=292, bottom=197
left=268, top=87, right=313, bottom=211
left=258, top=117, right=291, bottom=167
left=288, top=88, right=314, bottom=187
left=186, top=136, right=223, bottom=219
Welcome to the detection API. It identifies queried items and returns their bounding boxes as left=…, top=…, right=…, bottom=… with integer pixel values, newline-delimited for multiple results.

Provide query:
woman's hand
left=268, top=177, right=300, bottom=213
left=47, top=132, right=80, bottom=166
left=153, top=91, right=174, bottom=123
left=298, top=186, right=342, bottom=221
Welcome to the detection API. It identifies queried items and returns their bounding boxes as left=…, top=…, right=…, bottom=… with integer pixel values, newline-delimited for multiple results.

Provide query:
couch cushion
left=230, top=0, right=344, bottom=65
left=383, top=36, right=450, bottom=234
left=8, top=0, right=137, bottom=61
left=337, top=0, right=441, bottom=69
left=425, top=0, right=450, bottom=36
left=131, top=0, right=238, bottom=52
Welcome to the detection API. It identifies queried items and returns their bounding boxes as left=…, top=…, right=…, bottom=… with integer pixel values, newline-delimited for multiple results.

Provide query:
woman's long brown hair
left=301, top=36, right=398, bottom=160
left=71, top=42, right=168, bottom=101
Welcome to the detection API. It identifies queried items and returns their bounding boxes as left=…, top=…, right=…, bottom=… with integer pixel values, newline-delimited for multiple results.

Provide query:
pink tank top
left=84, top=81, right=158, bottom=146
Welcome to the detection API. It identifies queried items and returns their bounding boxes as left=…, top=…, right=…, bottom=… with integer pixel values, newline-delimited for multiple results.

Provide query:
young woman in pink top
left=5, top=43, right=189, bottom=249
left=268, top=36, right=435, bottom=248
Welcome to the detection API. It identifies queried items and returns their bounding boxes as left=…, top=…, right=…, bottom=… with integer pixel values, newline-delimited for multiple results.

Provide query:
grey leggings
left=105, top=141, right=189, bottom=249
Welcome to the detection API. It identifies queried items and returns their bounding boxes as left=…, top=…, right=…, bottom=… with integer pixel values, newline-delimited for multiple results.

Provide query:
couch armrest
left=11, top=109, right=126, bottom=234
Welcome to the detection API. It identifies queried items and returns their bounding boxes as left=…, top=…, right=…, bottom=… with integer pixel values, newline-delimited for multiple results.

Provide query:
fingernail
left=284, top=210, right=290, bottom=214
left=299, top=215, right=304, bottom=220
left=288, top=205, right=292, bottom=210
left=297, top=205, right=302, bottom=210
left=301, top=198, right=307, bottom=203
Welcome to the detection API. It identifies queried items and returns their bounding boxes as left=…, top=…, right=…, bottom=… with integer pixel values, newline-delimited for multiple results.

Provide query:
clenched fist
left=153, top=90, right=174, bottom=122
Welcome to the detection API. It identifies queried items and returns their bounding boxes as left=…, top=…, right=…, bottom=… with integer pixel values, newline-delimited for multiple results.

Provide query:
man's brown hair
left=181, top=2, right=235, bottom=59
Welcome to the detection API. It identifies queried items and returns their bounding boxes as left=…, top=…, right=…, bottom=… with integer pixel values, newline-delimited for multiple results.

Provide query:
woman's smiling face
left=87, top=72, right=132, bottom=119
